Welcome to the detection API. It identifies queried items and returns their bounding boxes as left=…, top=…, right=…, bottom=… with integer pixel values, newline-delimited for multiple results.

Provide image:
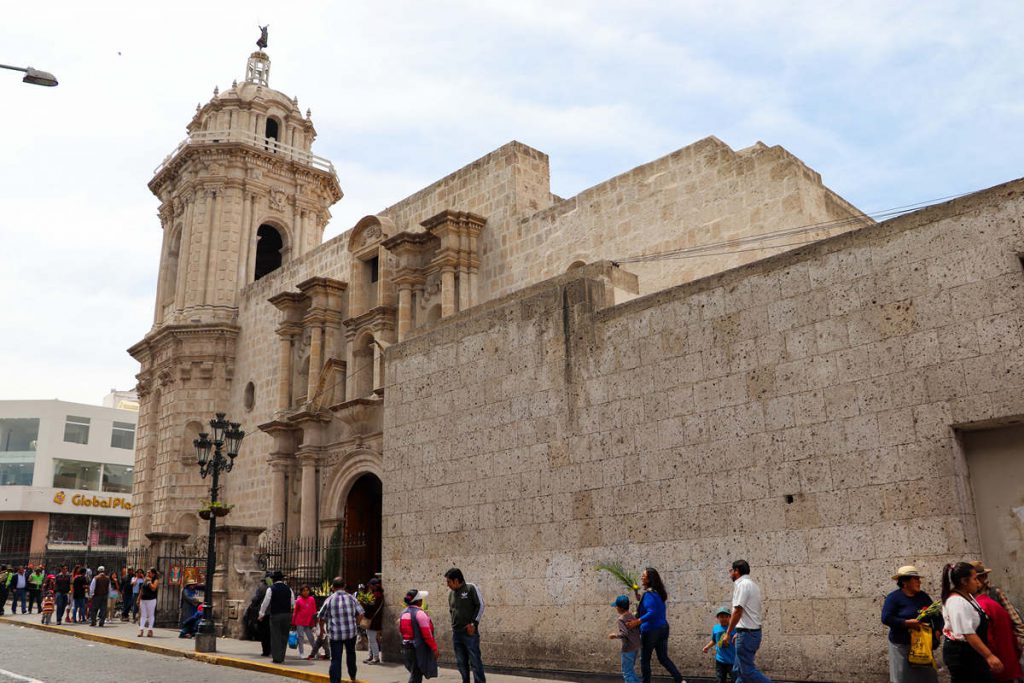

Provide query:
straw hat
left=891, top=565, right=922, bottom=580
left=969, top=561, right=992, bottom=575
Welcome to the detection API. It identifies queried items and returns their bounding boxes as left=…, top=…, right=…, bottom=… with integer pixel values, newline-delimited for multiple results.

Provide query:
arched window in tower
left=265, top=118, right=280, bottom=152
left=254, top=224, right=284, bottom=280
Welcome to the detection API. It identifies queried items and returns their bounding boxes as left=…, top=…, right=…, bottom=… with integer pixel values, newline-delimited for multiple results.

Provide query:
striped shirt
left=317, top=590, right=364, bottom=641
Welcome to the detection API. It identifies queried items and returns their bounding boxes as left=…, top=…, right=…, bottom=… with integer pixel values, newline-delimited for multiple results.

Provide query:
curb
left=0, top=617, right=366, bottom=683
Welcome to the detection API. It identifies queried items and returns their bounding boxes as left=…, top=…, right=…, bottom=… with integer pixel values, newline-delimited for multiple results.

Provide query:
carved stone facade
left=123, top=48, right=1014, bottom=679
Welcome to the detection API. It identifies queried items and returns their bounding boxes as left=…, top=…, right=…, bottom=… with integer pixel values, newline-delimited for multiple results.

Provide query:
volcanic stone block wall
left=381, top=180, right=1024, bottom=682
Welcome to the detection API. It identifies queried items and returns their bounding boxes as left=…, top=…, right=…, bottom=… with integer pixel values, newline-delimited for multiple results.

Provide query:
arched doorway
left=343, top=473, right=382, bottom=588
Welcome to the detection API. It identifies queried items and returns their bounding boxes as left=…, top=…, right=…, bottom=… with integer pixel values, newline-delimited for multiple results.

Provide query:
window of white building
left=52, top=459, right=101, bottom=491
left=0, top=417, right=38, bottom=486
left=110, top=421, right=135, bottom=450
left=63, top=415, right=91, bottom=445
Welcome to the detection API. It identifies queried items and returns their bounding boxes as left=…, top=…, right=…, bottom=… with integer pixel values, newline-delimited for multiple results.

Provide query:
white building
left=0, top=400, right=137, bottom=558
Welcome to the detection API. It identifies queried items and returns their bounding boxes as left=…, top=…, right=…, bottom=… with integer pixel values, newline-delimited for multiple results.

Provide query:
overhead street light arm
left=0, top=63, right=58, bottom=87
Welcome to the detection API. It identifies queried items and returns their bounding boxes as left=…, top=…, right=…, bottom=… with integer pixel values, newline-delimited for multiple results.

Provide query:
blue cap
left=612, top=595, right=630, bottom=609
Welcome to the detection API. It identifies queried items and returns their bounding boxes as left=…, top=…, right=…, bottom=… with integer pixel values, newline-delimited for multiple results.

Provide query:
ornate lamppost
left=192, top=412, right=245, bottom=653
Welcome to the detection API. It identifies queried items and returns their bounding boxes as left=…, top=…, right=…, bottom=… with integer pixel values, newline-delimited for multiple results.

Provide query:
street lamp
left=0, top=63, right=58, bottom=87
left=192, top=412, right=245, bottom=653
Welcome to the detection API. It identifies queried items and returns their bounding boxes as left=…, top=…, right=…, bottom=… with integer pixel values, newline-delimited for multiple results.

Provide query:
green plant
left=321, top=522, right=343, bottom=585
left=595, top=562, right=640, bottom=592
left=199, top=501, right=233, bottom=512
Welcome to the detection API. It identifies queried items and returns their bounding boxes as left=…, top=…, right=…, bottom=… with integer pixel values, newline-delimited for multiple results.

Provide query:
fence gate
left=154, top=541, right=208, bottom=628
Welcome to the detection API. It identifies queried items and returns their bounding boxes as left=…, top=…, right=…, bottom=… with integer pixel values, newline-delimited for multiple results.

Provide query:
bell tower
left=128, top=43, right=342, bottom=544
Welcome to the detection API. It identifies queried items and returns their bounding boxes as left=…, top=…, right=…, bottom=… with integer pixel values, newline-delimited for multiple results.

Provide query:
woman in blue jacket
left=628, top=568, right=684, bottom=683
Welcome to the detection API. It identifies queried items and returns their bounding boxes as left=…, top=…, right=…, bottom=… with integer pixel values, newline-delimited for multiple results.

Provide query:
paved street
left=0, top=622, right=289, bottom=683
left=0, top=615, right=665, bottom=683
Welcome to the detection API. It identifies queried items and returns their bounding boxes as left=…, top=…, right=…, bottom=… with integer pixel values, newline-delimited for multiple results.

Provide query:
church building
left=128, top=46, right=1024, bottom=682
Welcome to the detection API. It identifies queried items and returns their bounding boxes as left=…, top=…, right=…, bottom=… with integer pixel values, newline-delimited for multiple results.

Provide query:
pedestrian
left=703, top=607, right=736, bottom=683
left=723, top=559, right=772, bottom=683
left=363, top=578, right=385, bottom=664
left=120, top=568, right=133, bottom=622
left=53, top=565, right=72, bottom=625
left=41, top=591, right=55, bottom=625
left=401, top=588, right=439, bottom=683
left=27, top=566, right=44, bottom=613
left=179, top=581, right=202, bottom=630
left=608, top=594, right=641, bottom=683
left=941, top=561, right=1004, bottom=682
left=318, top=575, right=364, bottom=683
left=972, top=562, right=1022, bottom=682
left=71, top=566, right=88, bottom=623
left=131, top=568, right=145, bottom=622
left=107, top=569, right=121, bottom=621
left=9, top=566, right=27, bottom=614
left=88, top=566, right=111, bottom=626
left=179, top=603, right=204, bottom=638
left=245, top=573, right=272, bottom=655
left=445, top=568, right=488, bottom=683
left=625, top=568, right=684, bottom=683
left=310, top=619, right=332, bottom=661
left=882, top=565, right=941, bottom=683
left=259, top=570, right=295, bottom=664
left=975, top=562, right=1024, bottom=653
left=137, top=567, right=159, bottom=637
left=0, top=565, right=8, bottom=616
left=293, top=584, right=318, bottom=659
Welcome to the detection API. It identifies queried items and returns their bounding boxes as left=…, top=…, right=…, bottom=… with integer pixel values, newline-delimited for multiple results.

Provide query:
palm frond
left=595, top=562, right=640, bottom=591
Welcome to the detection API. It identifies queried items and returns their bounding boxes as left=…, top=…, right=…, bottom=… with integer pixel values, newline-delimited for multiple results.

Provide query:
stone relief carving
left=269, top=188, right=288, bottom=211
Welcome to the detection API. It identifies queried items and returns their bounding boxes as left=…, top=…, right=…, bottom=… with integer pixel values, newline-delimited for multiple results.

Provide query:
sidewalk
left=0, top=611, right=607, bottom=683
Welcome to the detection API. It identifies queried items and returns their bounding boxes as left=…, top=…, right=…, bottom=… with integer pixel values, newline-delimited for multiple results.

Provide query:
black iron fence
left=255, top=534, right=367, bottom=595
left=0, top=547, right=151, bottom=575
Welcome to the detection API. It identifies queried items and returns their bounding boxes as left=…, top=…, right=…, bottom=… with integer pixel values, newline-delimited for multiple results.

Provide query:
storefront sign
left=52, top=490, right=132, bottom=510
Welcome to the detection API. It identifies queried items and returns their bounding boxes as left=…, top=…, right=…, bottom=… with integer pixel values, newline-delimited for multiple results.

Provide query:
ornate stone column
left=441, top=266, right=456, bottom=317
left=397, top=284, right=412, bottom=341
left=298, top=452, right=318, bottom=539
left=269, top=460, right=288, bottom=537
left=269, top=292, right=307, bottom=413
left=306, top=322, right=323, bottom=401
left=276, top=333, right=293, bottom=410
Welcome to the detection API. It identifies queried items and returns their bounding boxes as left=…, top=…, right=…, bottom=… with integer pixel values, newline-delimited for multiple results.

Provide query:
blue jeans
left=452, top=629, right=487, bottom=683
left=640, top=625, right=682, bottom=683
left=72, top=597, right=86, bottom=622
left=620, top=650, right=640, bottom=683
left=12, top=588, right=27, bottom=613
left=733, top=630, right=772, bottom=683
left=56, top=593, right=69, bottom=623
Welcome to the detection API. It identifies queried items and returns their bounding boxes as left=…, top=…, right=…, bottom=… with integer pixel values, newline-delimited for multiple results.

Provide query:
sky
left=1, top=1, right=1021, bottom=405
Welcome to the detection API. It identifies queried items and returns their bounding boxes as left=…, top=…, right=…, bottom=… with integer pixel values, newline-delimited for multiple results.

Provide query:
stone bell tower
left=128, top=45, right=342, bottom=545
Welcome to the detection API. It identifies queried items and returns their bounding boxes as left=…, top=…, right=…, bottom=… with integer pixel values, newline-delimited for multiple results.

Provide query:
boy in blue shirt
left=702, top=606, right=736, bottom=683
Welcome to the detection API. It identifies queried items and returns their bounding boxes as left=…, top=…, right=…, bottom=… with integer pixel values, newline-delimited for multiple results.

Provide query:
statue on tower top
left=257, top=25, right=269, bottom=50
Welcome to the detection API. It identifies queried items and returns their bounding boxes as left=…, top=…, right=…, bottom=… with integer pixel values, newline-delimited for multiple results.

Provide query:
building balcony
left=153, top=129, right=335, bottom=176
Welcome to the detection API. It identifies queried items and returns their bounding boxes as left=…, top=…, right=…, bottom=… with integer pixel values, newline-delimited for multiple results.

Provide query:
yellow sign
left=52, top=490, right=132, bottom=510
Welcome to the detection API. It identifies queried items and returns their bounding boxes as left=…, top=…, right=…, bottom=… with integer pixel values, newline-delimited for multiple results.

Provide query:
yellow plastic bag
left=908, top=625, right=935, bottom=667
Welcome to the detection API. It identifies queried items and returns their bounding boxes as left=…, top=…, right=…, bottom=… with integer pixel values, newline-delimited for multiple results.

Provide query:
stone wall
left=381, top=179, right=1024, bottom=682
left=498, top=136, right=870, bottom=300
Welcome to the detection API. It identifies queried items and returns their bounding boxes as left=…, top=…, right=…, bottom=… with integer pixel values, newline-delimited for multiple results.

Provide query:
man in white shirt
left=723, top=559, right=773, bottom=683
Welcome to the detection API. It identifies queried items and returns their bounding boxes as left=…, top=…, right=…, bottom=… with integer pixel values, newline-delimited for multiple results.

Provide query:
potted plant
left=198, top=501, right=234, bottom=520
